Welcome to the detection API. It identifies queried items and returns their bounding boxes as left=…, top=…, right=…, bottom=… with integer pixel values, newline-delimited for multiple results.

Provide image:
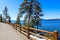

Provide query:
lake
left=11, top=20, right=60, bottom=33
left=11, top=20, right=60, bottom=40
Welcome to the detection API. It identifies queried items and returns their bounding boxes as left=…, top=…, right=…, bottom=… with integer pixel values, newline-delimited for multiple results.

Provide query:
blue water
left=11, top=20, right=60, bottom=33
left=39, top=20, right=60, bottom=33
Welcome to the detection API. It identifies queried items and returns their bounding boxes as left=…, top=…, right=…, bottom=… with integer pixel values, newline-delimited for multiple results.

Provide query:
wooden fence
left=11, top=24, right=59, bottom=40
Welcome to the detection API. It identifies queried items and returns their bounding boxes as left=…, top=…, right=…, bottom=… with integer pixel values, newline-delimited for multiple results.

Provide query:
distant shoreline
left=11, top=19, right=60, bottom=21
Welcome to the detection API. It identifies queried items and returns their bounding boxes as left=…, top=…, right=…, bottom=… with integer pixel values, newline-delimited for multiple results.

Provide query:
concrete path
left=0, top=23, right=29, bottom=40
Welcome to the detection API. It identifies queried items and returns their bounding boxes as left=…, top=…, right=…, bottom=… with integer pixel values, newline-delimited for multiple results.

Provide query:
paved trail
left=0, top=23, right=29, bottom=40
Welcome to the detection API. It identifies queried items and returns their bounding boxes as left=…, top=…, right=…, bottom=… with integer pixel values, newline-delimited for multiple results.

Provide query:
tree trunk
left=27, top=14, right=30, bottom=39
left=27, top=0, right=33, bottom=39
left=37, top=25, right=38, bottom=29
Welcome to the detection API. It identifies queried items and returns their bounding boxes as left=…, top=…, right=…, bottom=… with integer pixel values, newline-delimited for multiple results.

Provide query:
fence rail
left=10, top=23, right=60, bottom=40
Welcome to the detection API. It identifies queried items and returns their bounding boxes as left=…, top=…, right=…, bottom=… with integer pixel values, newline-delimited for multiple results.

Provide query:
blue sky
left=0, top=0, right=60, bottom=20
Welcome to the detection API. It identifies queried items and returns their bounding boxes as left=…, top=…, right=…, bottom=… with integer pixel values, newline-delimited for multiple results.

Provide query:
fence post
left=20, top=25, right=21, bottom=33
left=54, top=30, right=58, bottom=40
left=27, top=27, right=30, bottom=39
left=15, top=24, right=17, bottom=30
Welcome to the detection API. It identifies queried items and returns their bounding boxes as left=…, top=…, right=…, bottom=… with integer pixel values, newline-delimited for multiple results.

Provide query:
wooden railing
left=11, top=24, right=59, bottom=40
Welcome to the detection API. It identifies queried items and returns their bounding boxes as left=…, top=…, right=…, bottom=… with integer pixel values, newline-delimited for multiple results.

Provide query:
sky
left=0, top=0, right=60, bottom=20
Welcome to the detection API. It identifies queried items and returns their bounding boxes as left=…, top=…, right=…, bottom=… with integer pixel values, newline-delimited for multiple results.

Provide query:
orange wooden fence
left=11, top=24, right=59, bottom=40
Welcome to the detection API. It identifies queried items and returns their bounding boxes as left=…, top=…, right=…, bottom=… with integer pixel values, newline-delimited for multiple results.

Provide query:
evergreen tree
left=30, top=18, right=35, bottom=28
left=3, top=6, right=11, bottom=23
left=19, top=0, right=43, bottom=38
left=19, top=0, right=43, bottom=28
left=3, top=6, right=8, bottom=19
left=33, top=13, right=44, bottom=29
left=0, top=14, right=3, bottom=22
left=2, top=17, right=6, bottom=22
left=8, top=16, right=11, bottom=23
left=16, top=14, right=20, bottom=24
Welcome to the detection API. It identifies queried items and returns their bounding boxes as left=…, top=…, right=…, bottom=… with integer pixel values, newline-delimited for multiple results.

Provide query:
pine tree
left=16, top=14, right=20, bottom=24
left=3, top=6, right=8, bottom=19
left=3, top=6, right=11, bottom=23
left=8, top=16, right=11, bottom=23
left=0, top=14, right=3, bottom=22
left=19, top=0, right=44, bottom=38
left=19, top=0, right=43, bottom=28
